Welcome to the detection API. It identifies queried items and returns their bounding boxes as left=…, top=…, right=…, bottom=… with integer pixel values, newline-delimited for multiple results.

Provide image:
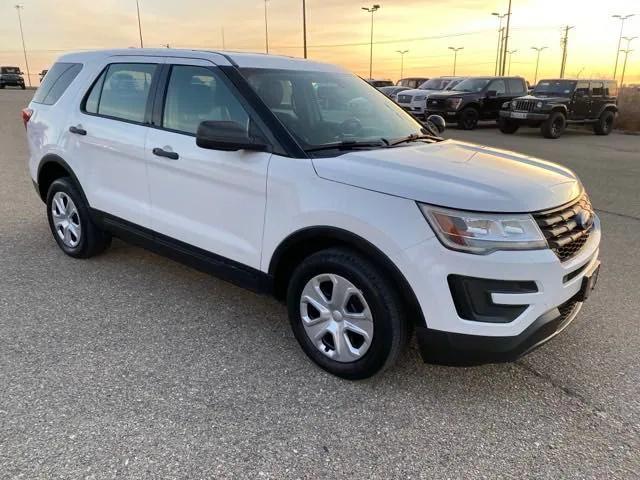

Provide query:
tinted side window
left=91, top=63, right=157, bottom=123
left=32, top=62, right=82, bottom=105
left=507, top=78, right=526, bottom=95
left=488, top=79, right=507, bottom=95
left=162, top=65, right=249, bottom=135
left=576, top=82, right=589, bottom=96
left=590, top=82, right=604, bottom=97
left=606, top=81, right=618, bottom=97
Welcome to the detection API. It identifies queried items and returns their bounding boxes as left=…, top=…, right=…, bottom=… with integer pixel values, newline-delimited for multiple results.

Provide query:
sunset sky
left=0, top=0, right=638, bottom=86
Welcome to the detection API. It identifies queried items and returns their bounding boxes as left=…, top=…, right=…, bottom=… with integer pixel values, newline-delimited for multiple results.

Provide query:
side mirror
left=486, top=90, right=497, bottom=98
left=424, top=114, right=446, bottom=135
left=196, top=121, right=270, bottom=152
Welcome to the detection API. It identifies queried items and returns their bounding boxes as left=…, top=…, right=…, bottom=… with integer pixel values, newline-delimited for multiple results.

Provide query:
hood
left=517, top=94, right=570, bottom=103
left=397, top=88, right=443, bottom=97
left=312, top=140, right=581, bottom=212
left=428, top=90, right=468, bottom=99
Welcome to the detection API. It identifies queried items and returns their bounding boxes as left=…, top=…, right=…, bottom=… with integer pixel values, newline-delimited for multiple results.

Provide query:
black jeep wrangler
left=0, top=66, right=26, bottom=89
left=498, top=79, right=618, bottom=138
left=425, top=76, right=528, bottom=130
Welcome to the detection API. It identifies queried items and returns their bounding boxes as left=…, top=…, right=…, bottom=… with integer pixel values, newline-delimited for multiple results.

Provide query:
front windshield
left=451, top=78, right=491, bottom=92
left=418, top=78, right=450, bottom=90
left=241, top=68, right=425, bottom=151
left=1, top=67, right=20, bottom=74
left=445, top=79, right=463, bottom=90
left=533, top=80, right=577, bottom=97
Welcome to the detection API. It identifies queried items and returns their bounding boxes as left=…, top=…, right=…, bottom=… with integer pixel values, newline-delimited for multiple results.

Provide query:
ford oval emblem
left=576, top=210, right=593, bottom=230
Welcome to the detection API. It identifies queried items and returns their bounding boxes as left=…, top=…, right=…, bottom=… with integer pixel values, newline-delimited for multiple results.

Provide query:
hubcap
left=51, top=192, right=81, bottom=248
left=299, top=274, right=374, bottom=363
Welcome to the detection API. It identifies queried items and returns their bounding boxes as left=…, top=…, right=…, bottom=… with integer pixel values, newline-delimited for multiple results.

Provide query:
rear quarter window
left=507, top=78, right=526, bottom=95
left=32, top=62, right=83, bottom=105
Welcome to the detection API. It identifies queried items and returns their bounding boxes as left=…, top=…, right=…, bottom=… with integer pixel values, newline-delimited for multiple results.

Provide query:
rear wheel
left=593, top=110, right=615, bottom=135
left=46, top=177, right=111, bottom=258
left=21, top=84, right=26, bottom=90
left=287, top=248, right=409, bottom=380
left=458, top=107, right=479, bottom=130
left=498, top=117, right=520, bottom=134
left=541, top=111, right=566, bottom=139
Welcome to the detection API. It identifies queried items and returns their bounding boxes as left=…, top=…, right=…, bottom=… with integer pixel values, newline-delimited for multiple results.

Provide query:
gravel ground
left=1, top=90, right=639, bottom=479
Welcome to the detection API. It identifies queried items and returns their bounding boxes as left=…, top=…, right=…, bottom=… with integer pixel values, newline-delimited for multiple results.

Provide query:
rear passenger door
left=68, top=56, right=161, bottom=228
left=589, top=81, right=605, bottom=118
left=144, top=59, right=271, bottom=269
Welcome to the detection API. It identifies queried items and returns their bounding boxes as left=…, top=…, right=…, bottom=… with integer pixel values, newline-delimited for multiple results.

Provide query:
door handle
left=152, top=147, right=179, bottom=160
left=69, top=126, right=87, bottom=136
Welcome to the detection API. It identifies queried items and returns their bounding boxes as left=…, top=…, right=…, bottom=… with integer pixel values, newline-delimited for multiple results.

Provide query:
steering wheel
left=339, top=118, right=363, bottom=136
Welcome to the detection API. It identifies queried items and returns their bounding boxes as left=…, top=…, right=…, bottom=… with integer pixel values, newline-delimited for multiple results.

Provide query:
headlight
left=414, top=95, right=426, bottom=101
left=502, top=101, right=511, bottom=109
left=418, top=204, right=547, bottom=254
left=447, top=98, right=463, bottom=110
left=536, top=101, right=544, bottom=109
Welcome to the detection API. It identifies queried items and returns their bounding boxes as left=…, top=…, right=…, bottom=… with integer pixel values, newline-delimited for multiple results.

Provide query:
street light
left=362, top=4, right=381, bottom=80
left=264, top=0, right=270, bottom=54
left=500, top=0, right=513, bottom=76
left=396, top=50, right=408, bottom=79
left=531, top=46, right=547, bottom=85
left=492, top=12, right=508, bottom=76
left=448, top=46, right=463, bottom=76
left=302, top=0, right=307, bottom=59
left=14, top=4, right=31, bottom=87
left=506, top=49, right=517, bottom=75
left=612, top=14, right=634, bottom=79
left=619, top=48, right=633, bottom=88
left=135, top=0, right=144, bottom=48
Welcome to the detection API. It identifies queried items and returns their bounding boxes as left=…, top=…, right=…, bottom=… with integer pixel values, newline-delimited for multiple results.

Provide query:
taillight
left=21, top=108, right=33, bottom=130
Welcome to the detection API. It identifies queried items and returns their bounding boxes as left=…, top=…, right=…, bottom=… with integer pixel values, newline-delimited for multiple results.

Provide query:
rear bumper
left=416, top=295, right=583, bottom=365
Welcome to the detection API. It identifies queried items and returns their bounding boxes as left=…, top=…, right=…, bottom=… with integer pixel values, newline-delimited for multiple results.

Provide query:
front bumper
left=398, top=102, right=427, bottom=116
left=499, top=110, right=549, bottom=121
left=391, top=215, right=601, bottom=362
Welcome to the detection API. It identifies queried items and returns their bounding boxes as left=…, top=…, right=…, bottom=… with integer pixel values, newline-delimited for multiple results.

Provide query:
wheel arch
left=36, top=154, right=88, bottom=205
left=549, top=104, right=568, bottom=116
left=597, top=103, right=619, bottom=117
left=268, top=226, right=427, bottom=327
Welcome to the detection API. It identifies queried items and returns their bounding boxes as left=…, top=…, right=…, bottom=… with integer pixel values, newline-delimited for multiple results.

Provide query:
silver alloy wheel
left=51, top=192, right=82, bottom=248
left=299, top=273, right=374, bottom=363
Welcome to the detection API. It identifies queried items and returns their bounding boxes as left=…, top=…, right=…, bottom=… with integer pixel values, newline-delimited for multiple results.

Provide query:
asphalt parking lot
left=1, top=89, right=639, bottom=479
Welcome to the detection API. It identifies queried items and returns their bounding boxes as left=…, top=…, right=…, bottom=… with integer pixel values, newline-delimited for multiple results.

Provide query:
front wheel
left=593, top=110, right=615, bottom=135
left=287, top=248, right=409, bottom=380
left=541, top=111, right=566, bottom=139
left=458, top=107, right=479, bottom=130
left=46, top=177, right=111, bottom=258
left=498, top=117, right=520, bottom=134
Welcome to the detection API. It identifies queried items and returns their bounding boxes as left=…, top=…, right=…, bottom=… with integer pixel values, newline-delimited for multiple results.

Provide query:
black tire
left=287, top=248, right=409, bottom=380
left=0, top=85, right=5, bottom=89
left=541, top=111, right=566, bottom=139
left=498, top=117, right=520, bottom=134
left=458, top=107, right=479, bottom=130
left=21, top=85, right=26, bottom=90
left=46, top=177, right=111, bottom=258
left=593, top=110, right=615, bottom=135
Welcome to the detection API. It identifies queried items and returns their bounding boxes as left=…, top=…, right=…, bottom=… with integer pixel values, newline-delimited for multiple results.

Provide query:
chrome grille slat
left=515, top=100, right=536, bottom=112
left=533, top=193, right=594, bottom=261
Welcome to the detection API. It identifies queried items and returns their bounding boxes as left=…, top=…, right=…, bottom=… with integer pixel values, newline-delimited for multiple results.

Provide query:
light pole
left=506, top=49, right=517, bottom=75
left=500, top=0, right=513, bottom=75
left=612, top=14, right=634, bottom=79
left=264, top=0, right=270, bottom=54
left=619, top=48, right=633, bottom=88
left=448, top=47, right=463, bottom=76
left=396, top=50, right=408, bottom=79
left=14, top=5, right=31, bottom=87
left=135, top=0, right=144, bottom=48
left=492, top=12, right=508, bottom=76
left=531, top=46, right=547, bottom=85
left=362, top=4, right=380, bottom=80
left=302, top=0, right=307, bottom=59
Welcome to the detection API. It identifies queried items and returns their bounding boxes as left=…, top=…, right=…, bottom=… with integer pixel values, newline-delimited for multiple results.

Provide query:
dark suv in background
left=425, top=76, right=527, bottom=129
left=0, top=66, right=26, bottom=89
left=499, top=79, right=618, bottom=138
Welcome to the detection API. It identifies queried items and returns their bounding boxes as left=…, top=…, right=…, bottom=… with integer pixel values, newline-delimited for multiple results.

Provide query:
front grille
left=514, top=100, right=536, bottom=112
left=397, top=94, right=412, bottom=103
left=427, top=98, right=446, bottom=110
left=533, top=193, right=594, bottom=262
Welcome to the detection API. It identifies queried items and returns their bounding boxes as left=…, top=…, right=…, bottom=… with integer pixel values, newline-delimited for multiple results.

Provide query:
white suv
left=24, top=49, right=601, bottom=379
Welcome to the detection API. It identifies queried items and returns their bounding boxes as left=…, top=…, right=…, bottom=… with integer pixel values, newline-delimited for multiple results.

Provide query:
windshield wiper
left=305, top=139, right=388, bottom=153
left=389, top=133, right=441, bottom=146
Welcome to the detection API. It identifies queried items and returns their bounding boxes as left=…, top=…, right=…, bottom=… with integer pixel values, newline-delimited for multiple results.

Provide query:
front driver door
left=145, top=59, right=271, bottom=269
left=483, top=78, right=507, bottom=119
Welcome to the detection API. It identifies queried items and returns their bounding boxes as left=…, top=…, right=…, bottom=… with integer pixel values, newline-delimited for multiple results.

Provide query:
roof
left=55, top=48, right=347, bottom=73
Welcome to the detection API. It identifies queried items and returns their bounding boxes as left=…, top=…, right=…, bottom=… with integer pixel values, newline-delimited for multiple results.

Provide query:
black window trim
left=80, top=61, right=161, bottom=127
